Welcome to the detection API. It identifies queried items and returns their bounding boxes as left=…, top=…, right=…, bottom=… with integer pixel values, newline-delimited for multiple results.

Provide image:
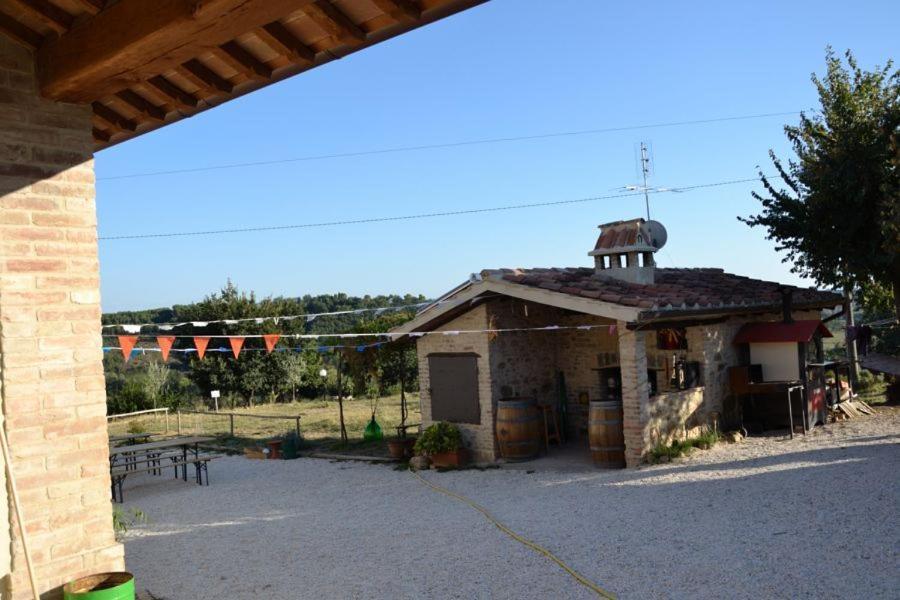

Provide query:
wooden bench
left=110, top=453, right=222, bottom=502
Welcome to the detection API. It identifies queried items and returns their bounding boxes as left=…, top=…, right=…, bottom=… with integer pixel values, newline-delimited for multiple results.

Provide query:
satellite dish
left=643, top=220, right=668, bottom=249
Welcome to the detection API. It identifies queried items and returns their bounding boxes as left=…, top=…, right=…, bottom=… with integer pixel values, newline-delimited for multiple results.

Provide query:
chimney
left=779, top=286, right=794, bottom=323
left=588, top=218, right=666, bottom=285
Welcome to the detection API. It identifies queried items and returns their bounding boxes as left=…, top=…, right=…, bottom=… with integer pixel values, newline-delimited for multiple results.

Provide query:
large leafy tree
left=741, top=49, right=899, bottom=319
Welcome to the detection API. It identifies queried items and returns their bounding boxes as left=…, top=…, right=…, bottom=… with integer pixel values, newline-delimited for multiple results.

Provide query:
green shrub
left=112, top=506, right=146, bottom=539
left=414, top=422, right=462, bottom=455
left=648, top=429, right=721, bottom=463
left=126, top=420, right=147, bottom=434
left=854, top=371, right=879, bottom=393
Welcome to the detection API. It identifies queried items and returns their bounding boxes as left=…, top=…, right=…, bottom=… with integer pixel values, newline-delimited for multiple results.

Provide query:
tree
left=741, top=49, right=900, bottom=320
left=281, top=352, right=307, bottom=403
left=142, top=360, right=170, bottom=409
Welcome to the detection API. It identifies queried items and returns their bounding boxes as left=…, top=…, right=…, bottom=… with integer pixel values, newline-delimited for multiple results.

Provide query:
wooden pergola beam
left=9, top=0, right=73, bottom=34
left=92, top=126, right=111, bottom=142
left=303, top=0, right=366, bottom=45
left=255, top=21, right=315, bottom=64
left=371, top=0, right=421, bottom=24
left=36, top=0, right=316, bottom=102
left=114, top=89, right=167, bottom=122
left=71, top=0, right=105, bottom=15
left=146, top=75, right=199, bottom=110
left=212, top=41, right=272, bottom=82
left=180, top=59, right=234, bottom=96
left=0, top=11, right=43, bottom=49
left=91, top=101, right=137, bottom=132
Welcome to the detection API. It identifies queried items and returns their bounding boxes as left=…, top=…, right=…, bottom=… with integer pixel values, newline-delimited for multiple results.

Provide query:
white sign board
left=211, top=390, right=220, bottom=398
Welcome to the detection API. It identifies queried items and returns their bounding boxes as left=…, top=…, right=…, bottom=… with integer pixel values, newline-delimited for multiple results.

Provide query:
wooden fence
left=107, top=407, right=301, bottom=441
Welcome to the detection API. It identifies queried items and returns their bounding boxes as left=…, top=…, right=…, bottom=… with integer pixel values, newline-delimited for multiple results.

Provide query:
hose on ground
left=412, top=470, right=616, bottom=599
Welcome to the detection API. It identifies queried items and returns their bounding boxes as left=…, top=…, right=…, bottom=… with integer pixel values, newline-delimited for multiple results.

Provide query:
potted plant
left=414, top=422, right=468, bottom=468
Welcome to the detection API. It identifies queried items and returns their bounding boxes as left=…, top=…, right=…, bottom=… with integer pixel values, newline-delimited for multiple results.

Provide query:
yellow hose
left=412, top=471, right=616, bottom=599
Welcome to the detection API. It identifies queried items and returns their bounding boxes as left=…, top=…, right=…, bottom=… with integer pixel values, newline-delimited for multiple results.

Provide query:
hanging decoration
left=98, top=299, right=463, bottom=332
left=117, top=335, right=138, bottom=362
left=263, top=334, right=280, bottom=353
left=100, top=321, right=660, bottom=367
left=228, top=336, right=245, bottom=359
left=193, top=336, right=211, bottom=359
left=157, top=336, right=175, bottom=362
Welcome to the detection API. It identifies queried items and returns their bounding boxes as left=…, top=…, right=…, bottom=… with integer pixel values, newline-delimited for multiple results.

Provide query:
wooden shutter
left=428, top=354, right=480, bottom=424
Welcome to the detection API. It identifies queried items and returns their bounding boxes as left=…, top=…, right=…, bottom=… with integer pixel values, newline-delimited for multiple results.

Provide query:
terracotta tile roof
left=590, top=218, right=656, bottom=254
left=480, top=267, right=842, bottom=316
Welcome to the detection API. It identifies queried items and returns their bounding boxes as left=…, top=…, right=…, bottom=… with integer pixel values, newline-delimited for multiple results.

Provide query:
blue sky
left=95, top=0, right=899, bottom=312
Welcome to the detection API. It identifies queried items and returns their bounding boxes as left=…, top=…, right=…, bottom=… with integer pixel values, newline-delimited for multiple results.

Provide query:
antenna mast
left=639, top=142, right=651, bottom=221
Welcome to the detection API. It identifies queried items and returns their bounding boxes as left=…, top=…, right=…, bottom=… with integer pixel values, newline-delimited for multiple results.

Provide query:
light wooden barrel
left=496, top=398, right=541, bottom=460
left=589, top=400, right=625, bottom=468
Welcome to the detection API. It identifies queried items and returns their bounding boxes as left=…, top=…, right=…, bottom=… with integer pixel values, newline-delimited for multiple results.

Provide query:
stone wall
left=415, top=305, right=495, bottom=462
left=0, top=36, right=123, bottom=598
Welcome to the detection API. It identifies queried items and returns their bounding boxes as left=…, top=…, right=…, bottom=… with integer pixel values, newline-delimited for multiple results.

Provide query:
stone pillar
left=617, top=321, right=649, bottom=467
left=1, top=36, right=123, bottom=598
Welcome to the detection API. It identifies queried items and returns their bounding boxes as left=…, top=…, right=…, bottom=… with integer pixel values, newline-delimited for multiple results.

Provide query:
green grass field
left=108, top=393, right=422, bottom=455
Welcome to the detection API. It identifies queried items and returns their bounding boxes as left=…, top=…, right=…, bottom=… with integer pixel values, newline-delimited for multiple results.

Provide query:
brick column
left=617, top=321, right=650, bottom=467
left=1, top=36, right=123, bottom=598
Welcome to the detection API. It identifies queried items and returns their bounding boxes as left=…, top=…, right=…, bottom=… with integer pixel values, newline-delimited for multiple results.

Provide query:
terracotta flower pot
left=430, top=448, right=469, bottom=468
left=387, top=438, right=417, bottom=460
left=387, top=439, right=406, bottom=459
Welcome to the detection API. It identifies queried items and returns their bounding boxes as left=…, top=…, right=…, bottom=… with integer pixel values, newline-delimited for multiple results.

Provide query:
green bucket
left=63, top=572, right=135, bottom=600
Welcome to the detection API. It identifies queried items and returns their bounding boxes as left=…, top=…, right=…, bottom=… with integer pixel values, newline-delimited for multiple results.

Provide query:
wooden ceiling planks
left=0, top=0, right=488, bottom=148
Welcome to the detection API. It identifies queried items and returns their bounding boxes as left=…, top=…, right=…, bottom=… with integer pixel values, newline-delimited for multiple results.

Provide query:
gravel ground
left=123, top=408, right=900, bottom=599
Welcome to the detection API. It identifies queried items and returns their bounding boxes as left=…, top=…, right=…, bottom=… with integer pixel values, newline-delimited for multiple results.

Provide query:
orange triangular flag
left=157, top=336, right=175, bottom=362
left=193, top=336, right=211, bottom=360
left=228, top=336, right=245, bottom=359
left=263, top=334, right=280, bottom=354
left=118, top=335, right=138, bottom=362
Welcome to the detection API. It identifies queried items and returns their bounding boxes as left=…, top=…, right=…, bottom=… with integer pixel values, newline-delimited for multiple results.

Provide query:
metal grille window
left=428, top=354, right=481, bottom=424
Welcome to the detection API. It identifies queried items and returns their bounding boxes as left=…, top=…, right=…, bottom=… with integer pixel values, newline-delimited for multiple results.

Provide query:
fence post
left=177, top=411, right=182, bottom=435
left=229, top=414, right=235, bottom=437
left=164, top=408, right=169, bottom=434
left=295, top=417, right=300, bottom=439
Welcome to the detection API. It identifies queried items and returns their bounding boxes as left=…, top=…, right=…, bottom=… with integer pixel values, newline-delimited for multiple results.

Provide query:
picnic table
left=109, top=433, right=154, bottom=446
left=109, top=436, right=215, bottom=502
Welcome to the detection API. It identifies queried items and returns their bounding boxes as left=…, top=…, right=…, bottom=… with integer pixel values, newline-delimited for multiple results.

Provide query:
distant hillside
left=102, top=287, right=430, bottom=334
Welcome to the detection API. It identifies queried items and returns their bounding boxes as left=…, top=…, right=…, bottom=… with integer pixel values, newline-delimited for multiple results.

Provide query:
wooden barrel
left=496, top=398, right=541, bottom=460
left=589, top=400, right=625, bottom=468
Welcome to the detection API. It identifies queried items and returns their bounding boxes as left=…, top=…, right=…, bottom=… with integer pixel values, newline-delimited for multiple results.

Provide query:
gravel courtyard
left=123, top=409, right=900, bottom=599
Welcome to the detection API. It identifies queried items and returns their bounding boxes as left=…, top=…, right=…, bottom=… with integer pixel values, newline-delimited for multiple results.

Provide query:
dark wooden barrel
left=589, top=400, right=625, bottom=468
left=496, top=397, right=541, bottom=460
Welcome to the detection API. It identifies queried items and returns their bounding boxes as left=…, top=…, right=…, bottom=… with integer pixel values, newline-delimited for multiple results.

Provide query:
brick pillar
left=0, top=36, right=123, bottom=598
left=617, top=322, right=649, bottom=467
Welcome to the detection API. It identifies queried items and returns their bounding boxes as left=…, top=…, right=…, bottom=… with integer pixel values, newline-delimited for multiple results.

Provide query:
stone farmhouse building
left=394, top=218, right=842, bottom=466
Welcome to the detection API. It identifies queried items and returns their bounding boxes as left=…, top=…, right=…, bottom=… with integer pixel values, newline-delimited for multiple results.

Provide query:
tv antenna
left=614, top=142, right=682, bottom=221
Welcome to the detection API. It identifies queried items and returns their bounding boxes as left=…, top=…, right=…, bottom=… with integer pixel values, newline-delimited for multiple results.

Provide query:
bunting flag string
left=263, top=333, right=280, bottom=354
left=193, top=336, right=210, bottom=360
left=228, top=336, right=244, bottom=359
left=102, top=323, right=614, bottom=341
left=117, top=336, right=138, bottom=362
left=157, top=336, right=175, bottom=361
left=103, top=341, right=389, bottom=358
left=103, top=323, right=623, bottom=363
left=99, top=298, right=471, bottom=332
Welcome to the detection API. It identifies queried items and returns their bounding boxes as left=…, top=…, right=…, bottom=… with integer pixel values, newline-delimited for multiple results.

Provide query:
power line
left=96, top=111, right=799, bottom=181
left=98, top=176, right=763, bottom=241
